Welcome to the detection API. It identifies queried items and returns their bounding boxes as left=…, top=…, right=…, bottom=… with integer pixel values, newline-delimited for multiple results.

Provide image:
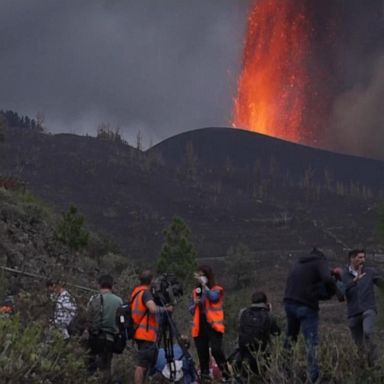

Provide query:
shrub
left=230, top=328, right=384, bottom=384
left=56, top=205, right=89, bottom=252
left=0, top=316, right=90, bottom=383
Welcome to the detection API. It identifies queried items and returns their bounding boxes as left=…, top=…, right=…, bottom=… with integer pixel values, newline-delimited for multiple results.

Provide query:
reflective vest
left=191, top=284, right=224, bottom=337
left=130, top=285, right=158, bottom=342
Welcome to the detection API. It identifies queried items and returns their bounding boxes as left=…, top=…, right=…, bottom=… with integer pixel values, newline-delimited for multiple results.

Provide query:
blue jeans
left=284, top=303, right=319, bottom=383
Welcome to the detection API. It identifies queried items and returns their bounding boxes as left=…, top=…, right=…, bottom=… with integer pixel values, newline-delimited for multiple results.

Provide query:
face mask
left=200, top=276, right=208, bottom=285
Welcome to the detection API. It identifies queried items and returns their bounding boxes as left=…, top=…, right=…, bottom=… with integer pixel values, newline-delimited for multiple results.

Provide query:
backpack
left=238, top=307, right=272, bottom=350
left=86, top=294, right=108, bottom=353
left=87, top=294, right=104, bottom=336
left=87, top=294, right=127, bottom=355
left=115, top=289, right=148, bottom=344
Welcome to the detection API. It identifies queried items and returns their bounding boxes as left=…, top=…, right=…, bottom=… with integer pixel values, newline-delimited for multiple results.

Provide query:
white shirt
left=348, top=265, right=358, bottom=278
left=53, top=290, right=77, bottom=338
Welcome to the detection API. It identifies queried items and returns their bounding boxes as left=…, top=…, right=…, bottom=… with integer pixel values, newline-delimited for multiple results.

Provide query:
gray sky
left=0, top=0, right=248, bottom=146
left=0, top=0, right=383, bottom=158
left=327, top=0, right=384, bottom=159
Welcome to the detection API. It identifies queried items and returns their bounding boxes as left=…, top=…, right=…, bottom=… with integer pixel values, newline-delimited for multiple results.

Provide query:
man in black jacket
left=341, top=249, right=383, bottom=367
left=283, top=248, right=335, bottom=384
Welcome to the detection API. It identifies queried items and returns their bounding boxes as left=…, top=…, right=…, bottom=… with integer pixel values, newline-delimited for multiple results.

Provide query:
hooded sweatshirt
left=284, top=250, right=335, bottom=310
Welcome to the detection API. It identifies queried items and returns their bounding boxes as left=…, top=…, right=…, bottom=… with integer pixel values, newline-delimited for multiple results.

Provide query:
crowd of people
left=3, top=247, right=382, bottom=384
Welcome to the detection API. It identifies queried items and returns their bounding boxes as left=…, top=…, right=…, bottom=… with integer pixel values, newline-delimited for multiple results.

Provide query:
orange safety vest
left=130, top=285, right=158, bottom=342
left=191, top=284, right=224, bottom=337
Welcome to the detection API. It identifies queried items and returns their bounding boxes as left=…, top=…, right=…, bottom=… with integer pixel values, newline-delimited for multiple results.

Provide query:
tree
left=96, top=122, right=124, bottom=143
left=157, top=217, right=197, bottom=281
left=56, top=205, right=89, bottom=252
left=0, top=110, right=39, bottom=130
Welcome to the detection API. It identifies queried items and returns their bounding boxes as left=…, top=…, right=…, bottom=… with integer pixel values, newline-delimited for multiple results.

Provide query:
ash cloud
left=0, top=0, right=248, bottom=146
left=1, top=0, right=383, bottom=158
left=327, top=0, right=384, bottom=159
left=329, top=54, right=384, bottom=159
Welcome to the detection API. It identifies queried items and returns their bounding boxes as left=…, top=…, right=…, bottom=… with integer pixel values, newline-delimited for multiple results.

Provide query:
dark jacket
left=238, top=303, right=281, bottom=351
left=341, top=266, right=382, bottom=318
left=284, top=250, right=334, bottom=310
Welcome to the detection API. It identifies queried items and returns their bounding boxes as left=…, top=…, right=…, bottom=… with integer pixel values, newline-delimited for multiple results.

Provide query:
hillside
left=150, top=127, right=384, bottom=186
left=2, top=126, right=384, bottom=261
left=3, top=167, right=384, bottom=384
left=0, top=188, right=135, bottom=294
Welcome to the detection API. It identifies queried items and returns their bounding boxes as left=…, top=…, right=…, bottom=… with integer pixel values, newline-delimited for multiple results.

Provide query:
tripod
left=157, top=299, right=200, bottom=383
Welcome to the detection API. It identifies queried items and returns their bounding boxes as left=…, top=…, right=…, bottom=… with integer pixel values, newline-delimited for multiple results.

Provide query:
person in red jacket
left=190, top=265, right=229, bottom=383
left=131, top=270, right=173, bottom=384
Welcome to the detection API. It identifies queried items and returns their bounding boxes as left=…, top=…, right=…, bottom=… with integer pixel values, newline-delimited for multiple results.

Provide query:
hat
left=161, top=360, right=183, bottom=382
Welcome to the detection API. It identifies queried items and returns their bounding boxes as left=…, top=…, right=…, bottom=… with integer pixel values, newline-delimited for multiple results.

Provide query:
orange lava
left=233, top=0, right=332, bottom=145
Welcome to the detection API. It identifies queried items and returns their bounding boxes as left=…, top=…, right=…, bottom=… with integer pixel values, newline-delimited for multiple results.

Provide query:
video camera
left=151, top=273, right=183, bottom=306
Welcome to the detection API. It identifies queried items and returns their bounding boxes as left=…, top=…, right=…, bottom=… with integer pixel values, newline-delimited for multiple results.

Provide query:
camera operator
left=131, top=270, right=173, bottom=384
left=190, top=265, right=230, bottom=383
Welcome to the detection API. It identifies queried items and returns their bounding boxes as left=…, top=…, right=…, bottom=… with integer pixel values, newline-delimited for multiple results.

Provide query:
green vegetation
left=96, top=122, right=125, bottom=144
left=0, top=110, right=40, bottom=131
left=230, top=329, right=384, bottom=384
left=3, top=189, right=384, bottom=383
left=157, top=216, right=197, bottom=281
left=56, top=204, right=90, bottom=252
left=0, top=317, right=90, bottom=384
left=0, top=188, right=54, bottom=226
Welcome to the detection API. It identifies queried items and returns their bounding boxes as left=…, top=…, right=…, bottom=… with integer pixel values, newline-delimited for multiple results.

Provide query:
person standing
left=131, top=270, right=173, bottom=384
left=86, top=274, right=123, bottom=383
left=283, top=248, right=335, bottom=384
left=340, top=249, right=383, bottom=367
left=190, top=265, right=229, bottom=383
left=46, top=279, right=77, bottom=340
